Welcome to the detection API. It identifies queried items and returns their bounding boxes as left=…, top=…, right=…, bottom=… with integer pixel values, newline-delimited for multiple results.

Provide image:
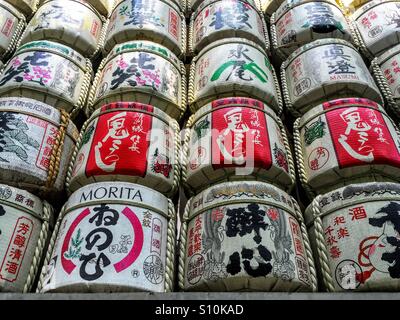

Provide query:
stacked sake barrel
left=0, top=0, right=110, bottom=292
left=270, top=0, right=400, bottom=291
left=179, top=0, right=317, bottom=293
left=34, top=0, right=186, bottom=293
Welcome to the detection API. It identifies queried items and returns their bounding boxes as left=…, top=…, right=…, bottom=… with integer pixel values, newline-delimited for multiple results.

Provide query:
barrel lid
left=284, top=38, right=357, bottom=67
left=88, top=101, right=176, bottom=128
left=40, top=0, right=103, bottom=20
left=0, top=97, right=79, bottom=141
left=275, top=0, right=341, bottom=21
left=106, top=40, right=181, bottom=71
left=298, top=98, right=385, bottom=128
left=189, top=181, right=295, bottom=220
left=304, top=182, right=400, bottom=226
left=376, top=43, right=400, bottom=66
left=190, top=97, right=279, bottom=127
left=15, top=40, right=87, bottom=70
left=0, top=0, right=25, bottom=19
left=65, top=182, right=169, bottom=218
left=0, top=183, right=44, bottom=220
left=352, top=0, right=393, bottom=20
left=193, top=0, right=261, bottom=20
left=196, top=37, right=268, bottom=61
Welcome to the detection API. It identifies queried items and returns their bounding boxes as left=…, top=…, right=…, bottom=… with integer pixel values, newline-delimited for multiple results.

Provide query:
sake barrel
left=38, top=182, right=176, bottom=293
left=0, top=183, right=53, bottom=292
left=67, top=102, right=180, bottom=196
left=0, top=0, right=25, bottom=62
left=294, top=98, right=400, bottom=198
left=183, top=97, right=295, bottom=195
left=189, top=38, right=282, bottom=114
left=271, top=0, right=354, bottom=59
left=87, top=40, right=186, bottom=121
left=305, top=182, right=400, bottom=291
left=0, top=97, right=79, bottom=199
left=353, top=0, right=400, bottom=59
left=0, top=41, right=92, bottom=114
left=179, top=180, right=317, bottom=292
left=371, top=43, right=400, bottom=117
left=281, top=38, right=383, bottom=116
left=189, top=0, right=269, bottom=54
left=85, top=0, right=115, bottom=17
left=4, top=0, right=38, bottom=17
left=19, top=0, right=106, bottom=58
left=104, top=0, right=186, bottom=57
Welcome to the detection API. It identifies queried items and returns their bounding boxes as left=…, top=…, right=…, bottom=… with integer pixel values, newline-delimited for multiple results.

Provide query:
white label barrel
left=0, top=0, right=25, bottom=62
left=0, top=97, right=78, bottom=199
left=39, top=182, right=176, bottom=293
left=190, top=0, right=268, bottom=54
left=353, top=0, right=400, bottom=58
left=105, top=0, right=186, bottom=57
left=271, top=0, right=354, bottom=59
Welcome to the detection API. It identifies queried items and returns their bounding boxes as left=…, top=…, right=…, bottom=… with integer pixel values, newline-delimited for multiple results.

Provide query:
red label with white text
left=211, top=104, right=271, bottom=170
left=324, top=104, right=400, bottom=168
left=86, top=110, right=153, bottom=177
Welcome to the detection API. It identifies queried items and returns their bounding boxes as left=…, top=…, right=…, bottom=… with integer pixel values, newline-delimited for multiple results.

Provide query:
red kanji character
left=330, top=246, right=341, bottom=259
left=5, top=261, right=18, bottom=274
left=212, top=208, right=224, bottom=222
left=334, top=216, right=346, bottom=226
left=349, top=206, right=367, bottom=220
left=394, top=67, right=400, bottom=74
left=188, top=228, right=194, bottom=241
left=9, top=248, right=22, bottom=261
left=326, top=236, right=337, bottom=246
left=17, top=223, right=30, bottom=235
left=15, top=194, right=24, bottom=203
left=13, top=235, right=26, bottom=248
left=325, top=225, right=334, bottom=236
left=337, top=227, right=350, bottom=239
left=49, top=127, right=58, bottom=138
